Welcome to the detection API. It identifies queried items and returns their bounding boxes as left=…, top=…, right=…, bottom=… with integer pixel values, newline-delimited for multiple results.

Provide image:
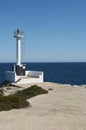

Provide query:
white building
left=6, top=29, right=44, bottom=84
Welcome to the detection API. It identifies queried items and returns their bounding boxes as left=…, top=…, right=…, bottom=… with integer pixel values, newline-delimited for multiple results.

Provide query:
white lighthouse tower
left=14, top=28, right=23, bottom=66
left=13, top=29, right=26, bottom=76
left=6, top=29, right=44, bottom=84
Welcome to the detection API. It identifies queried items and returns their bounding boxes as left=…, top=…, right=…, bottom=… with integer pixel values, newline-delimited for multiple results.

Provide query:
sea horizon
left=0, top=62, right=86, bottom=85
left=0, top=61, right=86, bottom=63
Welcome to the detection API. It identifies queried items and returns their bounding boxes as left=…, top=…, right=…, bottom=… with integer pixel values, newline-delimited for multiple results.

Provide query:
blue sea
left=0, top=62, right=86, bottom=85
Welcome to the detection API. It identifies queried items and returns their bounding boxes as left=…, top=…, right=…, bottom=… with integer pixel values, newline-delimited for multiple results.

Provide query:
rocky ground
left=0, top=82, right=86, bottom=130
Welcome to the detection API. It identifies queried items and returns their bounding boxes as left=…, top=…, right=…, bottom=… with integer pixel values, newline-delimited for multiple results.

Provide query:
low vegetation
left=0, top=95, right=29, bottom=111
left=0, top=80, right=11, bottom=87
left=15, top=85, right=48, bottom=99
left=48, top=88, right=53, bottom=91
left=0, top=85, right=48, bottom=111
left=0, top=89, right=3, bottom=97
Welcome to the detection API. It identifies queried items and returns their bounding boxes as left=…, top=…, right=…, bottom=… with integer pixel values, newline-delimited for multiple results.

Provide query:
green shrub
left=0, top=80, right=11, bottom=87
left=0, top=95, right=29, bottom=111
left=0, top=89, right=3, bottom=97
left=48, top=88, right=53, bottom=91
left=0, top=85, right=48, bottom=111
left=15, top=85, right=48, bottom=99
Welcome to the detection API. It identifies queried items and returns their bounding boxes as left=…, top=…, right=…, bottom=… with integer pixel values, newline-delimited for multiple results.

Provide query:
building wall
left=6, top=70, right=44, bottom=84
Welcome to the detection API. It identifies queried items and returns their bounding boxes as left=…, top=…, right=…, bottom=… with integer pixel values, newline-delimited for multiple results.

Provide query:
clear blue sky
left=0, top=0, right=86, bottom=62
